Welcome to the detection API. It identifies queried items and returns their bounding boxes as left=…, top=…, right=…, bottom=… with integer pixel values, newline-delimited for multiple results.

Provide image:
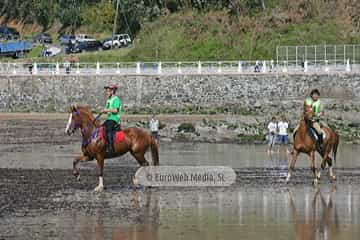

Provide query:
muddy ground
left=1, top=112, right=359, bottom=219
left=1, top=113, right=360, bottom=239
left=1, top=166, right=359, bottom=216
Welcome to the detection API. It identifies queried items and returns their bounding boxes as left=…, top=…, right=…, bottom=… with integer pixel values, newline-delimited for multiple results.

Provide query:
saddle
left=99, top=126, right=126, bottom=145
left=308, top=127, right=326, bottom=142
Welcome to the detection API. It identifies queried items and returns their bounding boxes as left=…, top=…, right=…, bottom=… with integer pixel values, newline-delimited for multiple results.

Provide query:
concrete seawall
left=0, top=73, right=359, bottom=112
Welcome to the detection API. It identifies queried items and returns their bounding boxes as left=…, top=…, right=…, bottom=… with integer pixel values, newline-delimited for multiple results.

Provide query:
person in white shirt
left=267, top=116, right=278, bottom=154
left=277, top=115, right=290, bottom=154
left=149, top=114, right=160, bottom=143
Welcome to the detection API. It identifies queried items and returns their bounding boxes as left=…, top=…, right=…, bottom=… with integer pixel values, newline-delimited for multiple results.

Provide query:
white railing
left=0, top=60, right=357, bottom=75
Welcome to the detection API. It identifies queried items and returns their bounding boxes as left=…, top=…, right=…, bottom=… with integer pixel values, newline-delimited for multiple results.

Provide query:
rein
left=71, top=109, right=102, bottom=147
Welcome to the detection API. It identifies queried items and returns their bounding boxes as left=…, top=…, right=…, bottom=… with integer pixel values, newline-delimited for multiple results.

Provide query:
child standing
left=267, top=116, right=278, bottom=154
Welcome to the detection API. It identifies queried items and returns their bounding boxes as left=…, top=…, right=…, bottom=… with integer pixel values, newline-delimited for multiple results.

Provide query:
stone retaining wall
left=0, top=74, right=359, bottom=112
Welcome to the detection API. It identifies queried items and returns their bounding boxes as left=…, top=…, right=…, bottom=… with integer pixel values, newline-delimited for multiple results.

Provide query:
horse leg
left=320, top=144, right=331, bottom=170
left=130, top=151, right=150, bottom=186
left=326, top=155, right=337, bottom=181
left=321, top=144, right=336, bottom=181
left=286, top=149, right=299, bottom=183
left=131, top=151, right=150, bottom=166
left=73, top=155, right=90, bottom=181
left=310, top=151, right=320, bottom=185
left=94, top=154, right=105, bottom=192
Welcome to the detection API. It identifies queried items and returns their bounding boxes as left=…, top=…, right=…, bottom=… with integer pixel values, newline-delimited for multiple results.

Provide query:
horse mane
left=73, top=105, right=99, bottom=126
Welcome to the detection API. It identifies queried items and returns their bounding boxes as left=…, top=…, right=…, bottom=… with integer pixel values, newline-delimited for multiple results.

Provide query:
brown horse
left=65, top=105, right=159, bottom=191
left=286, top=106, right=339, bottom=184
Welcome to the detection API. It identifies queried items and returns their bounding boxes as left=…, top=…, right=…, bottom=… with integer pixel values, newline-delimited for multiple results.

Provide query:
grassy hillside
left=124, top=11, right=359, bottom=61
left=2, top=0, right=360, bottom=62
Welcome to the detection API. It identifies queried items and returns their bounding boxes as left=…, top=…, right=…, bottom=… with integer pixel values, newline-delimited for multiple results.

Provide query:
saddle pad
left=99, top=127, right=126, bottom=144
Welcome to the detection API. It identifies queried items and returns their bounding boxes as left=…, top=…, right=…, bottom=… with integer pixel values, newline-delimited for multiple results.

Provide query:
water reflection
left=2, top=185, right=360, bottom=239
left=288, top=186, right=340, bottom=240
left=1, top=142, right=360, bottom=169
left=63, top=190, right=160, bottom=240
left=266, top=150, right=290, bottom=169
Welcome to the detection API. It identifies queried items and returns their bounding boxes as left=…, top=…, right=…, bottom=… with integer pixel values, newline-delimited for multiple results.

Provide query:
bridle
left=65, top=108, right=102, bottom=136
left=65, top=109, right=82, bottom=135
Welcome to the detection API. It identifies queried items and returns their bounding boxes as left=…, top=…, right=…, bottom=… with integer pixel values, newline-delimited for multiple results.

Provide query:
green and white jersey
left=105, top=95, right=122, bottom=123
left=305, top=97, right=322, bottom=118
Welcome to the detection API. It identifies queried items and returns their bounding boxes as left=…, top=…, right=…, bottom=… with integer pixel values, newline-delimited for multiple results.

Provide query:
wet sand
left=1, top=166, right=360, bottom=239
left=1, top=113, right=360, bottom=239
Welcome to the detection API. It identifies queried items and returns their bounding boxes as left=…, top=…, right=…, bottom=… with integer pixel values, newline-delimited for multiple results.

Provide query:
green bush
left=177, top=123, right=195, bottom=133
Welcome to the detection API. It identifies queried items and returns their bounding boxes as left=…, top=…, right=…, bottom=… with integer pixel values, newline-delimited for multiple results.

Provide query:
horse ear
left=70, top=104, right=77, bottom=112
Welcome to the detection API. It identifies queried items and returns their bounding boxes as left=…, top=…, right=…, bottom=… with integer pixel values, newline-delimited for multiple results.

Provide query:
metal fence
left=0, top=59, right=357, bottom=76
left=276, top=44, right=360, bottom=66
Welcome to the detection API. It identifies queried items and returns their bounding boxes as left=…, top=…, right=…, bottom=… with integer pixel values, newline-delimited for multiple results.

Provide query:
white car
left=102, top=34, right=132, bottom=49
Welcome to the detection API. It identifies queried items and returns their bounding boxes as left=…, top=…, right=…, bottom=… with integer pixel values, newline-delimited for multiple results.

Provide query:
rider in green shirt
left=304, top=89, right=324, bottom=148
left=101, top=83, right=122, bottom=154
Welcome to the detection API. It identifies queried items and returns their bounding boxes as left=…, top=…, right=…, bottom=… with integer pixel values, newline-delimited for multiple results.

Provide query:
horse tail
left=333, top=133, right=339, bottom=165
left=150, top=136, right=159, bottom=166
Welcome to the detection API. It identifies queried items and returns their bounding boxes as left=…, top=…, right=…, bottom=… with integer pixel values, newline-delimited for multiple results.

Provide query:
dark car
left=59, top=34, right=76, bottom=45
left=0, top=26, right=20, bottom=40
left=65, top=40, right=103, bottom=54
left=33, top=33, right=52, bottom=44
left=101, top=38, right=112, bottom=50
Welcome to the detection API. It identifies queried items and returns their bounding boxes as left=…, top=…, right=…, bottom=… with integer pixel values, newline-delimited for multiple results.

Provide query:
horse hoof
left=94, top=185, right=104, bottom=192
left=313, top=179, right=319, bottom=185
left=133, top=177, right=139, bottom=185
left=77, top=175, right=81, bottom=182
left=321, top=163, right=326, bottom=170
left=331, top=175, right=337, bottom=181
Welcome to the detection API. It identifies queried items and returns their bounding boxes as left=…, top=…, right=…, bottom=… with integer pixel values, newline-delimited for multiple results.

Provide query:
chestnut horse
left=286, top=106, right=339, bottom=184
left=65, top=105, right=159, bottom=191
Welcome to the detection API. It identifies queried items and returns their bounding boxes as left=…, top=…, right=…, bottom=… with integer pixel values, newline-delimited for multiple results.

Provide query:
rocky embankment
left=1, top=100, right=359, bottom=146
left=128, top=100, right=360, bottom=144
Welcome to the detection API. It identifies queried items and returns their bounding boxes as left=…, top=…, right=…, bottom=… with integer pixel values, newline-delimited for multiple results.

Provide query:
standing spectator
left=270, top=60, right=274, bottom=72
left=27, top=60, right=33, bottom=74
left=267, top=116, right=278, bottom=154
left=277, top=115, right=290, bottom=154
left=149, top=114, right=160, bottom=143
left=64, top=60, right=71, bottom=74
left=254, top=60, right=260, bottom=72
left=69, top=55, right=76, bottom=66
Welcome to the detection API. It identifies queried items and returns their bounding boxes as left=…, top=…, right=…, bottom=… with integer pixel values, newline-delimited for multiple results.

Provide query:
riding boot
left=107, top=131, right=114, bottom=154
left=318, top=133, right=324, bottom=151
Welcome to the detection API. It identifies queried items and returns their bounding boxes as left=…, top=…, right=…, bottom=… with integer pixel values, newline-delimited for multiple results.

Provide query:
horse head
left=303, top=105, right=314, bottom=121
left=65, top=104, right=83, bottom=135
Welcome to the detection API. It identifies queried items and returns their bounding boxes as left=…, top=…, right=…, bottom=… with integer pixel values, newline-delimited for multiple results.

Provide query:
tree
left=34, top=0, right=56, bottom=30
left=57, top=0, right=83, bottom=32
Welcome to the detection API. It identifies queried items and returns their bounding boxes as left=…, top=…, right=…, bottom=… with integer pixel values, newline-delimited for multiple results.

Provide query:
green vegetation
left=27, top=45, right=44, bottom=58
left=2, top=0, right=360, bottom=61
left=178, top=123, right=196, bottom=133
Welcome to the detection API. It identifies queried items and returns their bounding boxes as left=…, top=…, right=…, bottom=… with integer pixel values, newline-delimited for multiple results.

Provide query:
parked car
left=102, top=34, right=132, bottom=49
left=33, top=33, right=52, bottom=44
left=75, top=34, right=96, bottom=43
left=59, top=34, right=76, bottom=45
left=65, top=40, right=103, bottom=54
left=0, top=26, right=20, bottom=40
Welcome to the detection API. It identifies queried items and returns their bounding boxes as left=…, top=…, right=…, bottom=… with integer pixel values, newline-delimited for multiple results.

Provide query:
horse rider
left=101, top=83, right=122, bottom=154
left=304, top=89, right=325, bottom=149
